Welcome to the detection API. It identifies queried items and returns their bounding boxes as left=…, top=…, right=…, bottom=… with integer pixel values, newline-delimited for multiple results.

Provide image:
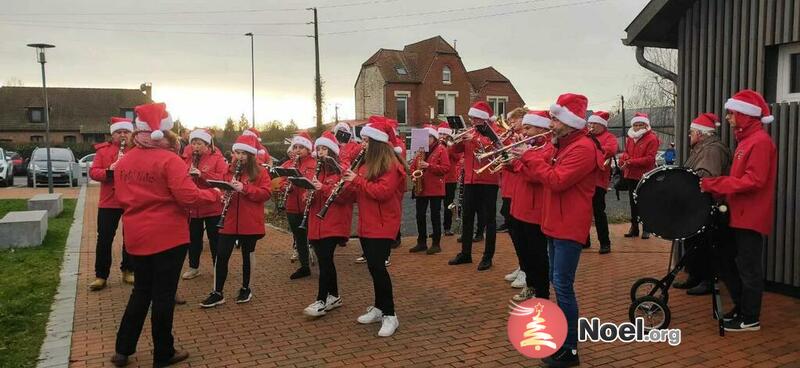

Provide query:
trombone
left=474, top=131, right=551, bottom=175
left=449, top=127, right=475, bottom=145
left=476, top=131, right=551, bottom=161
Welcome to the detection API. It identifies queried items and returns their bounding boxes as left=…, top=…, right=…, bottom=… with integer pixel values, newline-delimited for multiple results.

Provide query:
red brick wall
left=473, top=82, right=526, bottom=114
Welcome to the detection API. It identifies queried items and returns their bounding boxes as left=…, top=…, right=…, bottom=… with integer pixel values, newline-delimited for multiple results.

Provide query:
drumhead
left=634, top=166, right=713, bottom=240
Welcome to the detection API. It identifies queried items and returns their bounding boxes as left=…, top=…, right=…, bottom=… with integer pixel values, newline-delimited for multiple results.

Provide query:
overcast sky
left=0, top=0, right=653, bottom=129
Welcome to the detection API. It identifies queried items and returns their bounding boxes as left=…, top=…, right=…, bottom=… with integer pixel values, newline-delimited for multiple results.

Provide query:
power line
left=323, top=0, right=552, bottom=24
left=0, top=21, right=309, bottom=37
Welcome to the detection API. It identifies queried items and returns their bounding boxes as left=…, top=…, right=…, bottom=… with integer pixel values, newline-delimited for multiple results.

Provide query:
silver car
left=27, top=147, right=79, bottom=187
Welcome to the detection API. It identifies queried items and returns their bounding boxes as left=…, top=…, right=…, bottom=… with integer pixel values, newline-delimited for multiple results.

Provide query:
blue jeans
left=549, top=238, right=583, bottom=349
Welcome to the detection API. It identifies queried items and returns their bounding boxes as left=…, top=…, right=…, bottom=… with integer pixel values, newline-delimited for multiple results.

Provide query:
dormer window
left=396, top=66, right=407, bottom=75
left=443, top=66, right=452, bottom=84
left=27, top=107, right=44, bottom=123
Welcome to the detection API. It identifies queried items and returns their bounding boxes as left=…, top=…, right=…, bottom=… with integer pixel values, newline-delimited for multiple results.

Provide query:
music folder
left=446, top=115, right=466, bottom=130
left=288, top=177, right=315, bottom=190
left=206, top=180, right=236, bottom=191
left=274, top=167, right=301, bottom=177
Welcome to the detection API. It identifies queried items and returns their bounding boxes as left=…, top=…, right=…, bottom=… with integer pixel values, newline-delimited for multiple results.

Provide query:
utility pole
left=308, top=7, right=322, bottom=131
left=335, top=104, right=340, bottom=123
left=620, top=95, right=626, bottom=150
left=245, top=32, right=255, bottom=128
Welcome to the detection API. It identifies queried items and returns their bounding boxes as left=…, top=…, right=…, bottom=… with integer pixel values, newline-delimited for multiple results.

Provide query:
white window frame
left=442, top=66, right=452, bottom=85
left=777, top=42, right=800, bottom=103
left=435, top=91, right=459, bottom=119
left=394, top=91, right=410, bottom=125
left=486, top=96, right=509, bottom=117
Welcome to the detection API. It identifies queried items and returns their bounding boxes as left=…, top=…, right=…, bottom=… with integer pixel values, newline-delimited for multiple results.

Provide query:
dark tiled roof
left=361, top=36, right=459, bottom=84
left=467, top=67, right=510, bottom=91
left=0, top=86, right=152, bottom=133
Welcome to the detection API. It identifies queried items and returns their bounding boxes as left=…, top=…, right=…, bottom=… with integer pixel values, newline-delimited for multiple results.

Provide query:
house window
left=395, top=91, right=410, bottom=125
left=435, top=91, right=458, bottom=119
left=443, top=66, right=452, bottom=84
left=120, top=108, right=135, bottom=120
left=396, top=66, right=407, bottom=75
left=27, top=107, right=44, bottom=123
left=30, top=135, right=44, bottom=143
left=777, top=42, right=800, bottom=102
left=487, top=96, right=508, bottom=118
left=64, top=135, right=77, bottom=143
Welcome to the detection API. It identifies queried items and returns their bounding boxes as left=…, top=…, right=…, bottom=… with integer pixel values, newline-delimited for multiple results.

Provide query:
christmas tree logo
left=507, top=298, right=567, bottom=359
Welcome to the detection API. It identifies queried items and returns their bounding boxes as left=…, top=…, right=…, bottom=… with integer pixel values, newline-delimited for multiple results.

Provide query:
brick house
left=354, top=36, right=525, bottom=135
left=0, top=83, right=153, bottom=144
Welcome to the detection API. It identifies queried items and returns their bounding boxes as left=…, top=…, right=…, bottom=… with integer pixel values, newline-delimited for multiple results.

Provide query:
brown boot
left=89, top=278, right=107, bottom=291
left=154, top=349, right=189, bottom=368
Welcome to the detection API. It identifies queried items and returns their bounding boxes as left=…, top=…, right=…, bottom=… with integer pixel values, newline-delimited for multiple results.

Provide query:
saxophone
left=217, top=160, right=243, bottom=228
left=411, top=149, right=425, bottom=196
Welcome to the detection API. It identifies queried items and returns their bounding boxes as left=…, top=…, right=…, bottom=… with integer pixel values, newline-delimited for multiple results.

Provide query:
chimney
left=140, top=82, right=152, bottom=100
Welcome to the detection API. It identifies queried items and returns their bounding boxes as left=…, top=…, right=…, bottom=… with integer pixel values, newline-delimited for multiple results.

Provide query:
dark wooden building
left=624, top=0, right=800, bottom=291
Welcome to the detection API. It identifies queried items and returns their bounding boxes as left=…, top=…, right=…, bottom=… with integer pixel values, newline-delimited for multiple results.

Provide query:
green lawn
left=0, top=198, right=77, bottom=368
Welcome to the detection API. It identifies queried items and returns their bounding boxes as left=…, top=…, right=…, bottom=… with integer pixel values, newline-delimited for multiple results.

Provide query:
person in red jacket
left=620, top=112, right=660, bottom=239
left=282, top=132, right=318, bottom=279
left=408, top=124, right=451, bottom=254
left=438, top=122, right=461, bottom=237
left=302, top=131, right=357, bottom=317
left=700, top=90, right=777, bottom=332
left=342, top=121, right=406, bottom=337
left=200, top=134, right=271, bottom=308
left=448, top=101, right=503, bottom=271
left=586, top=111, right=619, bottom=254
left=181, top=129, right=229, bottom=280
left=111, top=103, right=221, bottom=368
left=386, top=117, right=406, bottom=251
left=498, top=107, right=527, bottom=234
left=333, top=122, right=360, bottom=248
left=525, top=94, right=600, bottom=367
left=88, top=117, right=135, bottom=291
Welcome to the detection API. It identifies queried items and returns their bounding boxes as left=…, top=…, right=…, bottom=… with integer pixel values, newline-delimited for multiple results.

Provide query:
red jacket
left=280, top=155, right=317, bottom=214
left=114, top=147, right=221, bottom=256
left=350, top=161, right=406, bottom=239
left=307, top=166, right=356, bottom=240
left=181, top=144, right=193, bottom=160
left=510, top=142, right=555, bottom=224
left=452, top=124, right=503, bottom=185
left=409, top=142, right=450, bottom=197
left=621, top=130, right=659, bottom=180
left=526, top=130, right=601, bottom=244
left=89, top=142, right=124, bottom=208
left=445, top=147, right=462, bottom=184
left=700, top=122, right=776, bottom=235
left=593, top=130, right=619, bottom=189
left=185, top=150, right=228, bottom=218
left=340, top=141, right=363, bottom=164
left=219, top=167, right=271, bottom=236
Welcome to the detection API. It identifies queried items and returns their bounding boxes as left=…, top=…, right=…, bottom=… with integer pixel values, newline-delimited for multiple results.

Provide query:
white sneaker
left=325, top=295, right=342, bottom=311
left=355, top=256, right=366, bottom=264
left=511, top=271, right=526, bottom=289
left=504, top=267, right=521, bottom=282
left=303, top=300, right=327, bottom=317
left=357, top=306, right=383, bottom=324
left=182, top=268, right=200, bottom=280
left=378, top=315, right=399, bottom=337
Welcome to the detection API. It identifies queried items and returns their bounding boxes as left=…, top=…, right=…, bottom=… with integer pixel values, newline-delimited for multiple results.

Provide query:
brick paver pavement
left=68, top=185, right=800, bottom=367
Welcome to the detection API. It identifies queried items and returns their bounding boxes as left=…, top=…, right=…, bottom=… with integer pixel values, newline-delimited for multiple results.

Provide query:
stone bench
left=0, top=210, right=48, bottom=249
left=28, top=193, right=63, bottom=218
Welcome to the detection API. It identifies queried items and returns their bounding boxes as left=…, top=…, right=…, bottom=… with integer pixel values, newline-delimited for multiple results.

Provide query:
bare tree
left=2, top=77, right=24, bottom=86
left=627, top=48, right=677, bottom=136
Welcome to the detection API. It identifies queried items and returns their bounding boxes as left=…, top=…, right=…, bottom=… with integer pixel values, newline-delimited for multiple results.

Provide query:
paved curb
left=37, top=185, right=86, bottom=368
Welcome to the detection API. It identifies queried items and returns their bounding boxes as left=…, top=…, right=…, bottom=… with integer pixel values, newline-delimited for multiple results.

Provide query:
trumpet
left=475, top=131, right=551, bottom=161
left=450, top=128, right=475, bottom=145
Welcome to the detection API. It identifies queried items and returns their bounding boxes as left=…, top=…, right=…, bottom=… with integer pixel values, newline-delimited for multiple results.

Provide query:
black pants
left=416, top=197, right=443, bottom=243
left=719, top=228, right=764, bottom=321
left=443, top=183, right=457, bottom=231
left=460, top=184, right=498, bottom=260
left=287, top=213, right=309, bottom=268
left=511, top=220, right=550, bottom=298
left=586, top=188, right=611, bottom=248
left=500, top=197, right=511, bottom=226
left=187, top=216, right=221, bottom=269
left=115, top=244, right=187, bottom=363
left=626, top=178, right=641, bottom=229
left=311, top=237, right=346, bottom=301
left=95, top=208, right=132, bottom=279
left=214, top=234, right=259, bottom=293
left=360, top=238, right=394, bottom=315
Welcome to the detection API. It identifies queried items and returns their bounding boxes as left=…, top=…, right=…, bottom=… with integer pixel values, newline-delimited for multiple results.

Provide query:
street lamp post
left=27, top=43, right=55, bottom=194
left=244, top=33, right=255, bottom=128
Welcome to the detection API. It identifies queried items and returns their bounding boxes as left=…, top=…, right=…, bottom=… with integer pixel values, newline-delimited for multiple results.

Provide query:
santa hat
left=393, top=135, right=404, bottom=154
left=423, top=124, right=438, bottom=139
left=109, top=117, right=133, bottom=134
left=587, top=111, right=610, bottom=127
left=243, top=127, right=261, bottom=141
left=334, top=122, right=351, bottom=134
left=361, top=121, right=397, bottom=145
left=437, top=121, right=453, bottom=137
left=385, top=118, right=400, bottom=134
left=232, top=134, right=259, bottom=155
left=468, top=101, right=494, bottom=121
left=724, top=89, right=774, bottom=124
left=134, top=102, right=174, bottom=140
left=315, top=130, right=340, bottom=155
left=368, top=115, right=386, bottom=125
left=630, top=112, right=651, bottom=126
left=691, top=112, right=720, bottom=133
left=550, top=93, right=588, bottom=129
left=522, top=110, right=551, bottom=128
left=189, top=129, right=212, bottom=145
left=291, top=132, right=313, bottom=151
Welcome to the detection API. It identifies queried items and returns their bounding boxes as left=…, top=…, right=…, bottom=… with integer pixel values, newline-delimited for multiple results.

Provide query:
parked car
left=5, top=151, right=25, bottom=175
left=27, top=147, right=79, bottom=187
left=78, top=153, right=95, bottom=177
left=0, top=148, right=13, bottom=187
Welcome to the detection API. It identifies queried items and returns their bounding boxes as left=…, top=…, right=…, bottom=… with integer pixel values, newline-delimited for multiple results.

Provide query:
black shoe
left=426, top=245, right=441, bottom=255
left=721, top=307, right=739, bottom=322
left=200, top=292, right=225, bottom=308
left=723, top=316, right=760, bottom=332
left=409, top=243, right=428, bottom=253
left=290, top=267, right=311, bottom=280
left=477, top=258, right=492, bottom=271
left=236, top=287, right=252, bottom=304
left=673, top=277, right=700, bottom=289
left=448, top=253, right=472, bottom=265
left=153, top=349, right=189, bottom=368
left=686, top=281, right=712, bottom=296
left=599, top=245, right=611, bottom=254
left=496, top=224, right=509, bottom=233
left=541, top=346, right=579, bottom=367
left=473, top=234, right=484, bottom=242
left=110, top=353, right=129, bottom=367
left=624, top=225, right=639, bottom=238
left=641, top=232, right=651, bottom=239
left=444, top=230, right=454, bottom=236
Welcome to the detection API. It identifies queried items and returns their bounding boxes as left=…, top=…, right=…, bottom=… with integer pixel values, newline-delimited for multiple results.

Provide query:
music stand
left=206, top=180, right=237, bottom=191
left=274, top=167, right=301, bottom=177
left=446, top=115, right=465, bottom=130
left=288, top=177, right=315, bottom=190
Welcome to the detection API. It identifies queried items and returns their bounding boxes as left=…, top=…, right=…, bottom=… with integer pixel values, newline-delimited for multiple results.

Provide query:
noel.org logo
left=506, top=298, right=567, bottom=359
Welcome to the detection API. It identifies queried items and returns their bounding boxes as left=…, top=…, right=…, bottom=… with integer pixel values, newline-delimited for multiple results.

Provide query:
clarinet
left=217, top=160, right=243, bottom=228
left=276, top=156, right=299, bottom=211
left=190, top=151, right=201, bottom=177
left=298, top=157, right=323, bottom=230
left=107, top=138, right=126, bottom=180
left=316, top=146, right=366, bottom=219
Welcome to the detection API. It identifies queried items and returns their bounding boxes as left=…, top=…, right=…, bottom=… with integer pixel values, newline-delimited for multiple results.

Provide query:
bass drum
left=633, top=166, right=714, bottom=240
